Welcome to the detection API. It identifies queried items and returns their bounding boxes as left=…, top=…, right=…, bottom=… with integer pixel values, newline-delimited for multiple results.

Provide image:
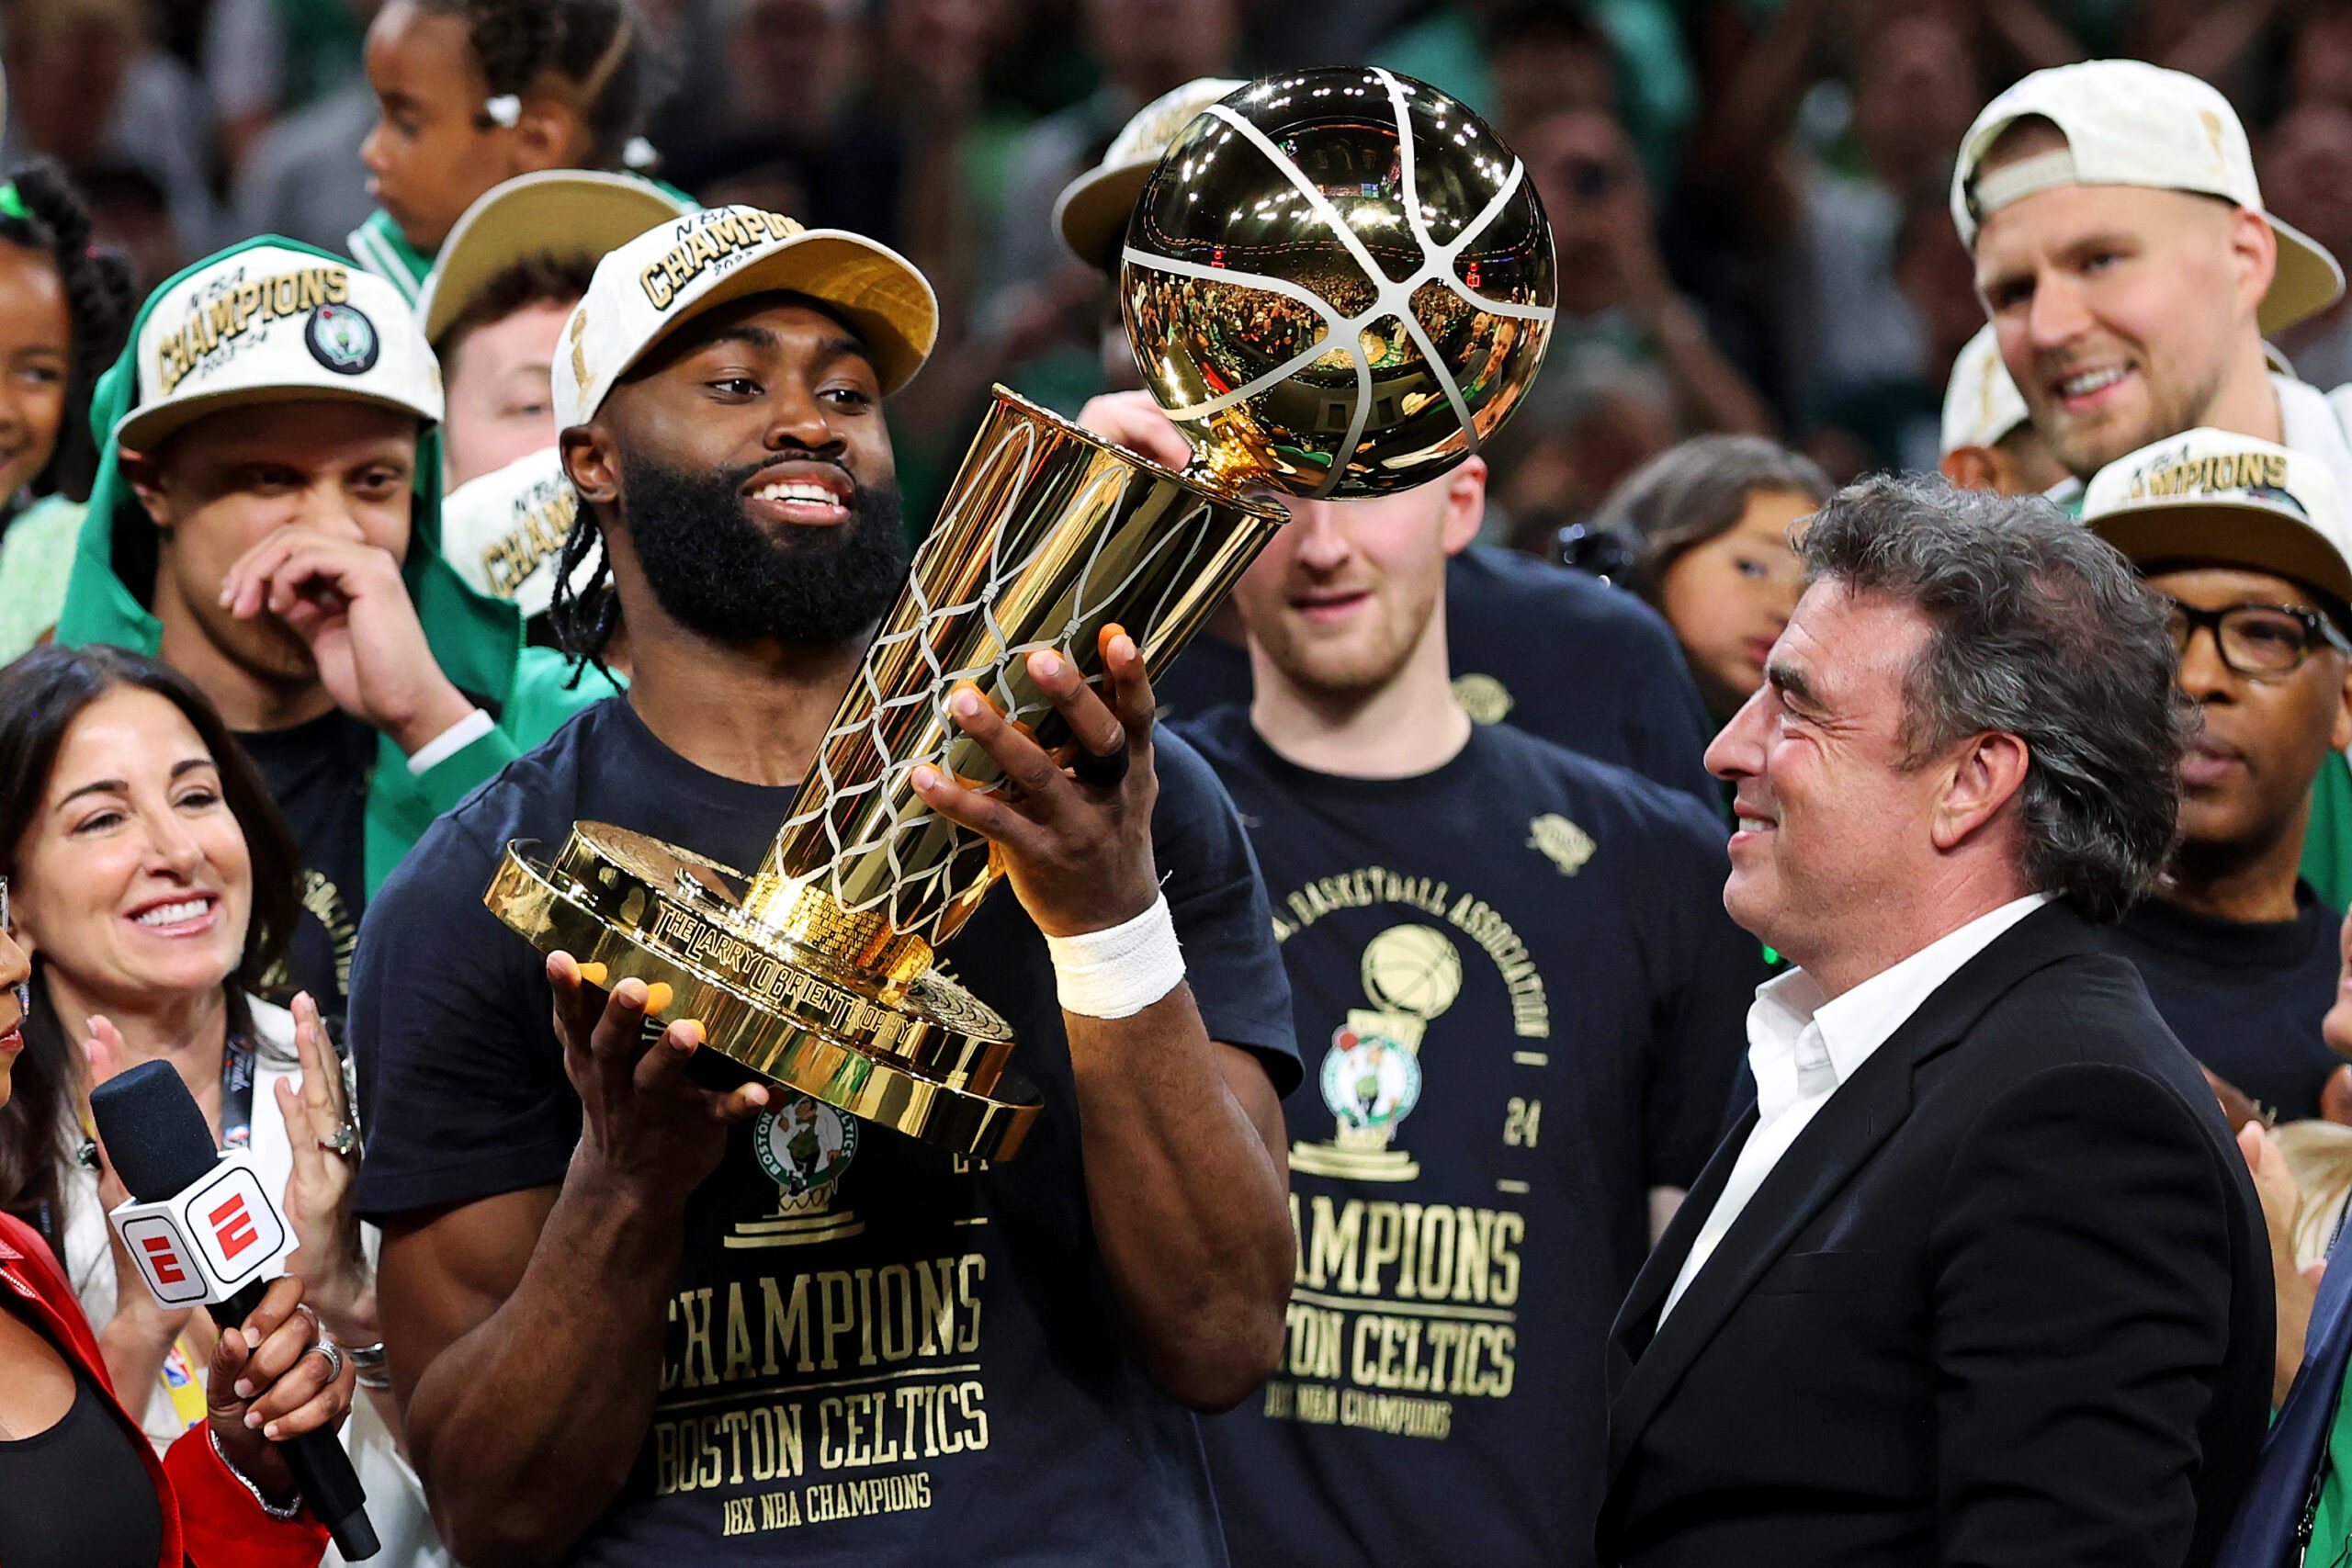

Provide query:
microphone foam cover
left=90, top=1060, right=220, bottom=1202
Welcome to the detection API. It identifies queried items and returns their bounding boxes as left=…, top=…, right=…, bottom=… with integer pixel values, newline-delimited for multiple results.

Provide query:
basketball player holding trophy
left=348, top=70, right=1554, bottom=1565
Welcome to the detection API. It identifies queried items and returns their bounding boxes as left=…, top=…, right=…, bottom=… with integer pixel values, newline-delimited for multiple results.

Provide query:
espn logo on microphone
left=107, top=1154, right=292, bottom=1308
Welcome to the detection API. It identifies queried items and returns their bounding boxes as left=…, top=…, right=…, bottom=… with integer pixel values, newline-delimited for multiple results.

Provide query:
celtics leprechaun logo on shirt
left=729, top=1092, right=865, bottom=1247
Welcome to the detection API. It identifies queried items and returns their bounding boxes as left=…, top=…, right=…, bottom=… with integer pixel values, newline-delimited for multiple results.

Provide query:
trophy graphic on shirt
left=484, top=67, right=1555, bottom=1161
left=1293, top=924, right=1464, bottom=1181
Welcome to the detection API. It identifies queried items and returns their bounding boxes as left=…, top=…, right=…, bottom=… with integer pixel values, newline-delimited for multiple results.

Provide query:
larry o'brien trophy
left=484, top=67, right=1555, bottom=1161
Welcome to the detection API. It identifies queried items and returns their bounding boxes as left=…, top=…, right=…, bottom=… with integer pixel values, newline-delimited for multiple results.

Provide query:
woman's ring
left=318, top=1124, right=359, bottom=1157
left=308, top=1339, right=346, bottom=1383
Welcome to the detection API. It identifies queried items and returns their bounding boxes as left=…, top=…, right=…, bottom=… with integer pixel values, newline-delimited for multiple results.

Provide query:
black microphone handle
left=207, top=1282, right=381, bottom=1561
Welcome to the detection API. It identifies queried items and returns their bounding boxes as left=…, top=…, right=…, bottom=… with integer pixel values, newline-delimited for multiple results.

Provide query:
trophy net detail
left=741, top=389, right=1283, bottom=972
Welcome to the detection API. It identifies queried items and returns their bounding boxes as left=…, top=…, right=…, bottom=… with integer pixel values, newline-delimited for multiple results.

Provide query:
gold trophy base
left=486, top=823, right=1042, bottom=1160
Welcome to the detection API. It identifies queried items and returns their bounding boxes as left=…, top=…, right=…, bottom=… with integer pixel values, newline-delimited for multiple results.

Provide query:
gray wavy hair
left=1800, top=475, right=2190, bottom=923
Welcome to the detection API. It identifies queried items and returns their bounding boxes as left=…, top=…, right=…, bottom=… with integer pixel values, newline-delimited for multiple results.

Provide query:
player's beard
left=617, top=449, right=910, bottom=649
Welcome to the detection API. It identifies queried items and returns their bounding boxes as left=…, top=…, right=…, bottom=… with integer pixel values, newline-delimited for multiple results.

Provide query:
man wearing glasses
left=2085, top=429, right=2352, bottom=1123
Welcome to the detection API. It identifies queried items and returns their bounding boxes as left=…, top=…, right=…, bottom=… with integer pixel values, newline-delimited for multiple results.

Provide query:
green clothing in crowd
left=0, top=493, right=85, bottom=662
left=56, top=235, right=617, bottom=894
left=2307, top=756, right=2352, bottom=918
left=1370, top=2, right=1694, bottom=190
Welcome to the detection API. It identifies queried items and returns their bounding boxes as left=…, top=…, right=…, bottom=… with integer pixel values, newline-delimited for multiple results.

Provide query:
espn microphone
left=92, top=1060, right=380, bottom=1561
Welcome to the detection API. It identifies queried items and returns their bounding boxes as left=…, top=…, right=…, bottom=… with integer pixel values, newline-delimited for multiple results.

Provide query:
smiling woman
left=0, top=645, right=300, bottom=1314
left=0, top=887, right=350, bottom=1568
left=0, top=647, right=405, bottom=1459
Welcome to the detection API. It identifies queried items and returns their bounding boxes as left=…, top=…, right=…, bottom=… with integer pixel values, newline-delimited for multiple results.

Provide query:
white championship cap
left=1940, top=325, right=2031, bottom=456
left=1052, top=76, right=1247, bottom=272
left=439, top=446, right=594, bottom=619
left=417, top=170, right=692, bottom=348
left=555, top=206, right=936, bottom=430
left=115, top=243, right=441, bottom=453
left=2083, top=427, right=2352, bottom=608
left=1951, top=60, right=2344, bottom=335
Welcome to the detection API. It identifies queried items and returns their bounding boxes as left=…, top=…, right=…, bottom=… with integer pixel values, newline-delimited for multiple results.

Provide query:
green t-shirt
left=2305, top=755, right=2352, bottom=917
left=0, top=493, right=85, bottom=662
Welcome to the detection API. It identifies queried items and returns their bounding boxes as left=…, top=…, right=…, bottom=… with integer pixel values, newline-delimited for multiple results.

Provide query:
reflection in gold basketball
left=1122, top=67, right=1555, bottom=500
left=1362, top=924, right=1464, bottom=1020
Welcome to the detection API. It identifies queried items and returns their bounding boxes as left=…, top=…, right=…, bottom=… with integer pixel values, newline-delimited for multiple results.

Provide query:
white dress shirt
left=1658, top=894, right=2053, bottom=1322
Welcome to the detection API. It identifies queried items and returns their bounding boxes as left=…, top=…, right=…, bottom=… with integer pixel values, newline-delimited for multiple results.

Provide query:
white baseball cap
left=1940, top=325, right=2030, bottom=456
left=555, top=206, right=936, bottom=431
left=2083, top=427, right=2352, bottom=608
left=1052, top=77, right=1247, bottom=272
left=1951, top=60, right=2344, bottom=335
left=439, top=445, right=592, bottom=618
left=115, top=242, right=441, bottom=453
left=417, top=171, right=692, bottom=349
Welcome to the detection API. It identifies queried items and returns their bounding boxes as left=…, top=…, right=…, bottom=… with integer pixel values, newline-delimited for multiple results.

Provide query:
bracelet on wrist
left=346, top=1339, right=390, bottom=1390
left=209, top=1426, right=301, bottom=1520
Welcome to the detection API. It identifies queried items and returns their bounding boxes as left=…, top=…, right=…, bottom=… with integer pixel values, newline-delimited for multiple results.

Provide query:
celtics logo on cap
left=754, top=1091, right=859, bottom=1198
left=306, top=303, right=379, bottom=376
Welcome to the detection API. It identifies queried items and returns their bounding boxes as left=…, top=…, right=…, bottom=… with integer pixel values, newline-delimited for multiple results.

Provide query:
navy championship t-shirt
left=1153, top=545, right=1720, bottom=807
left=237, top=706, right=377, bottom=1015
left=348, top=696, right=1298, bottom=1567
left=1176, top=707, right=1758, bottom=1568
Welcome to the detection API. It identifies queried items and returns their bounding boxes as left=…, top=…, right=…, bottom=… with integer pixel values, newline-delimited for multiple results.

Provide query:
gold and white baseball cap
left=417, top=170, right=692, bottom=349
left=1951, top=60, right=2344, bottom=334
left=2083, top=427, right=2352, bottom=608
left=439, top=445, right=589, bottom=619
left=554, top=205, right=936, bottom=430
left=1940, top=325, right=2030, bottom=457
left=115, top=241, right=442, bottom=454
left=1052, top=76, right=1246, bottom=272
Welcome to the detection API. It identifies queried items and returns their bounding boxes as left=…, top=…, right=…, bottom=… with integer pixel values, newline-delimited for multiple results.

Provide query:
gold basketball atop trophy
left=1123, top=67, right=1555, bottom=497
left=484, top=70, right=1556, bottom=1163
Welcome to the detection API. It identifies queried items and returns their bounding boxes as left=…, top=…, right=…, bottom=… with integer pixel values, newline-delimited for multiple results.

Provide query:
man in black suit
left=1600, top=476, right=2276, bottom=1568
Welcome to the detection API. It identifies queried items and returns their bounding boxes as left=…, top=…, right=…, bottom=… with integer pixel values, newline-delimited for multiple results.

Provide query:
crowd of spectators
left=14, top=0, right=2343, bottom=531
left=18, top=3, right=2352, bottom=1564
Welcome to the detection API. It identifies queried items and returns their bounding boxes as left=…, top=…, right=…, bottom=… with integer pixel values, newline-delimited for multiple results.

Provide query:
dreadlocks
left=548, top=490, right=621, bottom=687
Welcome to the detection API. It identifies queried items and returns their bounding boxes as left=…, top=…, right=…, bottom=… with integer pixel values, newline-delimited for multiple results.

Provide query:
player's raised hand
left=910, top=625, right=1159, bottom=938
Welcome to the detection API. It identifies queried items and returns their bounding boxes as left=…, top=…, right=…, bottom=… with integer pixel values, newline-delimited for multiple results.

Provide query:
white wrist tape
left=1046, top=894, right=1185, bottom=1020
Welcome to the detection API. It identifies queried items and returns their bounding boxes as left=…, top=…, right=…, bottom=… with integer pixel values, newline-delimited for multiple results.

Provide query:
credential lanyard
left=218, top=1032, right=254, bottom=1151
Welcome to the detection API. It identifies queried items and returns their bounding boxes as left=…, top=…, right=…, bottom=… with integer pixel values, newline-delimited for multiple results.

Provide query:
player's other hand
left=548, top=956, right=770, bottom=1196
left=1075, top=391, right=1193, bottom=473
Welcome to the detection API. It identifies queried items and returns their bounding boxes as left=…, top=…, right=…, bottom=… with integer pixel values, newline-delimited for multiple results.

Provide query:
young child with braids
left=355, top=0, right=686, bottom=302
left=0, top=164, right=136, bottom=662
